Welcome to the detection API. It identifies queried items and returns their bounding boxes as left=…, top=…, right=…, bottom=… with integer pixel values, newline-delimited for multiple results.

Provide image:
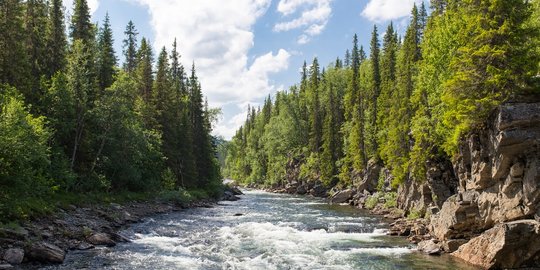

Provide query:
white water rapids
left=41, top=190, right=477, bottom=270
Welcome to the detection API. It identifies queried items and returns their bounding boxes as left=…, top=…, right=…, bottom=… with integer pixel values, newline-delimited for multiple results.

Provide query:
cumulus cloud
left=361, top=0, right=423, bottom=22
left=64, top=0, right=100, bottom=15
left=274, top=0, right=333, bottom=44
left=131, top=0, right=291, bottom=139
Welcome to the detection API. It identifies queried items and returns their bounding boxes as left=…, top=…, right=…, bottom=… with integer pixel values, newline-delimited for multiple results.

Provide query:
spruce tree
left=368, top=25, right=381, bottom=159
left=0, top=0, right=30, bottom=93
left=24, top=0, right=48, bottom=107
left=97, top=13, right=117, bottom=92
left=45, top=0, right=67, bottom=77
left=122, top=21, right=138, bottom=73
left=135, top=38, right=153, bottom=101
left=70, top=0, right=94, bottom=43
left=308, top=58, right=322, bottom=153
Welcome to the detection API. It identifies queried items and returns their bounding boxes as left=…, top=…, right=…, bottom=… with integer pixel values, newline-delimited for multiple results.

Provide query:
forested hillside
left=0, top=0, right=221, bottom=221
left=225, top=0, right=540, bottom=190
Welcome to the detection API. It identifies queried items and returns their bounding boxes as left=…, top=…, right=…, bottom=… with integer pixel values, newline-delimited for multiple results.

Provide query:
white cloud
left=274, top=0, right=333, bottom=44
left=131, top=0, right=291, bottom=139
left=64, top=0, right=100, bottom=15
left=213, top=111, right=249, bottom=140
left=361, top=0, right=423, bottom=22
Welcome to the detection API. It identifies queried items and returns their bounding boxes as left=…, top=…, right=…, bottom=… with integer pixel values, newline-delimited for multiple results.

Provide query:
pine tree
left=45, top=0, right=67, bottom=77
left=170, top=38, right=187, bottom=95
left=308, top=57, right=322, bottom=153
left=368, top=25, right=381, bottom=159
left=135, top=38, right=153, bottom=101
left=189, top=64, right=218, bottom=186
left=97, top=13, right=117, bottom=92
left=321, top=85, right=338, bottom=186
left=66, top=40, right=97, bottom=172
left=70, top=0, right=94, bottom=43
left=376, top=22, right=398, bottom=163
left=0, top=0, right=30, bottom=93
left=344, top=49, right=351, bottom=67
left=24, top=0, right=48, bottom=107
left=359, top=46, right=367, bottom=63
left=122, top=21, right=138, bottom=73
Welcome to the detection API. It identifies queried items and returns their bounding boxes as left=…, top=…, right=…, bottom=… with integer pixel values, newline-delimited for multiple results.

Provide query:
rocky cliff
left=427, top=102, right=540, bottom=269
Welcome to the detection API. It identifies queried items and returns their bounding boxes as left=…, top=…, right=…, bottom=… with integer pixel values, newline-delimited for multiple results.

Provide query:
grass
left=0, top=183, right=225, bottom=224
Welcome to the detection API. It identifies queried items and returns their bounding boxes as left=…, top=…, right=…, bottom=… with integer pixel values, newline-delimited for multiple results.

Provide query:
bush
left=365, top=193, right=380, bottom=209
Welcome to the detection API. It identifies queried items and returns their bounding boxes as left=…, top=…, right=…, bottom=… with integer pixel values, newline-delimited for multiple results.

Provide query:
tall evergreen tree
left=97, top=13, right=117, bottom=92
left=45, top=0, right=67, bottom=77
left=135, top=38, right=153, bottom=101
left=0, top=0, right=30, bottom=92
left=70, top=0, right=94, bottom=43
left=189, top=64, right=218, bottom=186
left=24, top=0, right=48, bottom=107
left=368, top=25, right=381, bottom=159
left=308, top=58, right=322, bottom=153
left=122, top=21, right=138, bottom=73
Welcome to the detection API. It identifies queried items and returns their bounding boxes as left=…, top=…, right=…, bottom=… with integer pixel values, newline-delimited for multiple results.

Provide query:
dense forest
left=0, top=0, right=221, bottom=221
left=225, top=0, right=540, bottom=190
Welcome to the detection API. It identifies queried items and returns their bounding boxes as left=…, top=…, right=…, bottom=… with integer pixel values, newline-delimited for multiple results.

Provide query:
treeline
left=0, top=0, right=221, bottom=219
left=225, top=0, right=540, bottom=188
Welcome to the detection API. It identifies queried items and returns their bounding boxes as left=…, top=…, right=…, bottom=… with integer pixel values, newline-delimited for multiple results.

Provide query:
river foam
left=50, top=190, right=478, bottom=270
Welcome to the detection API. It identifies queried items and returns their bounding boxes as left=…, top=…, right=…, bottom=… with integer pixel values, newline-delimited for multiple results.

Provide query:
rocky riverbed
left=259, top=101, right=540, bottom=269
left=0, top=187, right=243, bottom=269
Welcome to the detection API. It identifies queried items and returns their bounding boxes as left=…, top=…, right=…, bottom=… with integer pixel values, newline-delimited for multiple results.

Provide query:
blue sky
left=68, top=0, right=424, bottom=139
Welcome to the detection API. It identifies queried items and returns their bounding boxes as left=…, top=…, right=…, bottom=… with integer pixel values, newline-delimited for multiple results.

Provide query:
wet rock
left=330, top=189, right=354, bottom=204
left=25, top=242, right=65, bottom=263
left=110, top=232, right=131, bottom=243
left=417, top=239, right=441, bottom=255
left=2, top=248, right=23, bottom=265
left=310, top=183, right=327, bottom=197
left=76, top=242, right=94, bottom=250
left=86, top=233, right=116, bottom=247
left=230, top=186, right=243, bottom=196
left=452, top=220, right=540, bottom=269
left=0, top=263, right=13, bottom=270
left=285, top=182, right=299, bottom=194
left=296, top=185, right=307, bottom=195
left=222, top=191, right=240, bottom=201
left=441, top=239, right=468, bottom=253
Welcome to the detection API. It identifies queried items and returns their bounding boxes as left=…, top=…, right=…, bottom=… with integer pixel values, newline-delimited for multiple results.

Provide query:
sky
left=65, top=0, right=425, bottom=139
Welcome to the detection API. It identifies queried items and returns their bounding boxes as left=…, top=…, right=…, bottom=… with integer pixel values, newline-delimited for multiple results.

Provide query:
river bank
left=0, top=187, right=243, bottom=269
left=259, top=186, right=433, bottom=250
left=41, top=190, right=476, bottom=269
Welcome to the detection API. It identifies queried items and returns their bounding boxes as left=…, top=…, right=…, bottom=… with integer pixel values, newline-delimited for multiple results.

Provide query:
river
left=44, top=190, right=477, bottom=270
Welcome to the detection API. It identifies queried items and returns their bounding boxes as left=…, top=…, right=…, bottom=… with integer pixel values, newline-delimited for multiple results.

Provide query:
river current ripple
left=45, top=190, right=476, bottom=270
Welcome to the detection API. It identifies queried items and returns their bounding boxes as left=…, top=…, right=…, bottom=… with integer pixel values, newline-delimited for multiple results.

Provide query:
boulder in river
left=25, top=242, right=65, bottom=263
left=310, top=183, right=327, bottom=197
left=222, top=191, right=240, bottom=201
left=452, top=220, right=540, bottom=269
left=87, top=233, right=116, bottom=247
left=417, top=239, right=442, bottom=255
left=2, top=248, right=23, bottom=265
left=330, top=189, right=354, bottom=204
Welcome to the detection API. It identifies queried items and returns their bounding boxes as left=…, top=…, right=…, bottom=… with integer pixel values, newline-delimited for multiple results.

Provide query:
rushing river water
left=45, top=190, right=476, bottom=270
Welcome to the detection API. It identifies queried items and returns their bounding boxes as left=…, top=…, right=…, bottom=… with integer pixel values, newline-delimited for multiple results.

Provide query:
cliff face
left=428, top=102, right=540, bottom=268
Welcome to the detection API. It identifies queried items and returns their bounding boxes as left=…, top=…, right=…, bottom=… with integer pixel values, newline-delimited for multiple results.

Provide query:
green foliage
left=383, top=192, right=397, bottom=208
left=407, top=208, right=422, bottom=220
left=0, top=0, right=222, bottom=221
left=225, top=1, right=539, bottom=195
left=364, top=194, right=380, bottom=210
